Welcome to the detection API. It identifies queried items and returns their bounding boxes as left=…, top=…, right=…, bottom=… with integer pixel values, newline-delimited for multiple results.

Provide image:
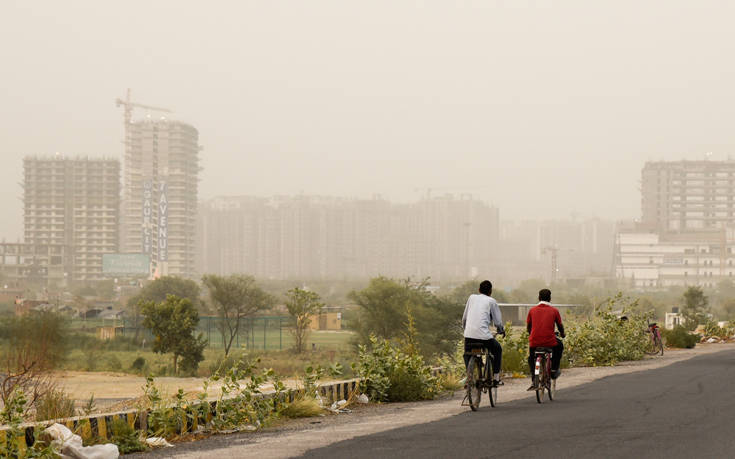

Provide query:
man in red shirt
left=526, top=289, right=565, bottom=390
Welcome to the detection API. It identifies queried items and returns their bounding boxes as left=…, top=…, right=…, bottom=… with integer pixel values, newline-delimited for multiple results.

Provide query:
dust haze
left=2, top=0, right=735, bottom=240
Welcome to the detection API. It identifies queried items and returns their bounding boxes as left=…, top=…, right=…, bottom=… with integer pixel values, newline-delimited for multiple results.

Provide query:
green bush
left=564, top=295, right=650, bottom=366
left=662, top=326, right=698, bottom=348
left=104, top=354, right=123, bottom=372
left=352, top=335, right=438, bottom=402
left=131, top=356, right=146, bottom=372
left=497, top=322, right=530, bottom=374
left=110, top=418, right=148, bottom=454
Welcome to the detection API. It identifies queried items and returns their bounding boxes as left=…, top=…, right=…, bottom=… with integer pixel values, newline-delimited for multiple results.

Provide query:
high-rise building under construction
left=120, top=119, right=200, bottom=278
left=22, top=156, right=120, bottom=281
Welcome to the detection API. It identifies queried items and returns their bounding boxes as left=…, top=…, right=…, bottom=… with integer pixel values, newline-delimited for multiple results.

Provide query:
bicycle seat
left=465, top=346, right=485, bottom=355
left=534, top=347, right=553, bottom=354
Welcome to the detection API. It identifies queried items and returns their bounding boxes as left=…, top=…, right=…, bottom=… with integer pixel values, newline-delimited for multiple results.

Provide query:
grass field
left=60, top=330, right=357, bottom=378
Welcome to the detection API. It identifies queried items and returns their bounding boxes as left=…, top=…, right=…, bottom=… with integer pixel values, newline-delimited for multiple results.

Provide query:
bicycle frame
left=534, top=351, right=552, bottom=381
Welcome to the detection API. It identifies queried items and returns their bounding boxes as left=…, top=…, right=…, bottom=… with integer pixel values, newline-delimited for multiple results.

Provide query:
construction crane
left=115, top=88, right=172, bottom=125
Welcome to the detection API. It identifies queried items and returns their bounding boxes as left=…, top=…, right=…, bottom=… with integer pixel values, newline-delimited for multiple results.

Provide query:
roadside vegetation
left=4, top=274, right=735, bottom=457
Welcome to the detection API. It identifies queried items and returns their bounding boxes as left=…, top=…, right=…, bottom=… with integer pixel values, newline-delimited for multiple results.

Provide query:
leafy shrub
left=104, top=354, right=123, bottom=372
left=83, top=346, right=103, bottom=371
left=35, top=388, right=76, bottom=421
left=110, top=418, right=147, bottom=454
left=497, top=322, right=530, bottom=374
left=564, top=295, right=650, bottom=366
left=437, top=371, right=463, bottom=391
left=131, top=356, right=146, bottom=372
left=352, top=335, right=438, bottom=402
left=1, top=389, right=57, bottom=457
left=662, top=326, right=698, bottom=348
left=702, top=319, right=734, bottom=339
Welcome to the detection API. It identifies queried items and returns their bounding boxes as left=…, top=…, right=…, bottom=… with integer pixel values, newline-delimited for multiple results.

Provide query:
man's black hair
left=479, top=280, right=493, bottom=295
left=539, top=289, right=551, bottom=302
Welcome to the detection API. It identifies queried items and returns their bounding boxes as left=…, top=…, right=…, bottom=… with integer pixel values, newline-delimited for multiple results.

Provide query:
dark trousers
left=528, top=338, right=564, bottom=374
left=464, top=337, right=502, bottom=375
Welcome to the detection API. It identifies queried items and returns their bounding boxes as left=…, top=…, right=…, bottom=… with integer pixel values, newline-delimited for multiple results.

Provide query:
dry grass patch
left=279, top=397, right=324, bottom=418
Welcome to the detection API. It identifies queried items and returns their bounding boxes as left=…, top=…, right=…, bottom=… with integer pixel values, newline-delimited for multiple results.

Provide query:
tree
left=509, top=279, right=547, bottom=304
left=285, top=287, right=324, bottom=353
left=446, top=280, right=509, bottom=306
left=682, top=286, right=709, bottom=331
left=141, top=295, right=207, bottom=374
left=349, top=277, right=461, bottom=357
left=127, top=276, right=202, bottom=341
left=202, top=274, right=273, bottom=356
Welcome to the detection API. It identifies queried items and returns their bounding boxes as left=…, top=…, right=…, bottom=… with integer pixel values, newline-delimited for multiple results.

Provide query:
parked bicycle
left=645, top=321, right=664, bottom=356
left=462, top=345, right=498, bottom=411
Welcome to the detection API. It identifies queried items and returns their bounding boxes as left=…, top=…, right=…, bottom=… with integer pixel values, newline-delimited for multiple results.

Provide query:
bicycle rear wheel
left=534, top=367, right=545, bottom=404
left=466, top=357, right=482, bottom=411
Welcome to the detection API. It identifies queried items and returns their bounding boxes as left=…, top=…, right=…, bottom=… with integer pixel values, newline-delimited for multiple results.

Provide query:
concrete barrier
left=0, top=378, right=362, bottom=451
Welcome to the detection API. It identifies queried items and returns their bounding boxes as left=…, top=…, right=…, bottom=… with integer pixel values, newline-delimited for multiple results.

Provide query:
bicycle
left=531, top=346, right=555, bottom=403
left=645, top=321, right=664, bottom=356
left=462, top=345, right=498, bottom=411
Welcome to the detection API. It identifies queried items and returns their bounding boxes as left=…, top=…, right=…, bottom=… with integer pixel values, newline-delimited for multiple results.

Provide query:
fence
left=114, top=316, right=293, bottom=351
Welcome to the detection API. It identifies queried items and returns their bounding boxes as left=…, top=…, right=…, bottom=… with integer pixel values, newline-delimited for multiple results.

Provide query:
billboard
left=142, top=180, right=153, bottom=254
left=158, top=182, right=168, bottom=262
left=102, top=254, right=151, bottom=276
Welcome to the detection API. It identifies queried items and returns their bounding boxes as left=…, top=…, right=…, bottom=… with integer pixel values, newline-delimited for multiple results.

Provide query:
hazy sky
left=2, top=0, right=735, bottom=240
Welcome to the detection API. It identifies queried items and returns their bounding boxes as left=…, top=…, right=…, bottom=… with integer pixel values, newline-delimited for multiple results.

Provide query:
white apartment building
left=615, top=230, right=735, bottom=288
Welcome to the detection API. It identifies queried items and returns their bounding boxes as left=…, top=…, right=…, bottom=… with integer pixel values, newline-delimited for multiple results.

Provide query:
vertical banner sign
left=158, top=182, right=168, bottom=262
left=142, top=180, right=153, bottom=254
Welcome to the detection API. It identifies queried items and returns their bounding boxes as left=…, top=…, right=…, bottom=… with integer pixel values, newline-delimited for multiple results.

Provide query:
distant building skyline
left=197, top=194, right=501, bottom=281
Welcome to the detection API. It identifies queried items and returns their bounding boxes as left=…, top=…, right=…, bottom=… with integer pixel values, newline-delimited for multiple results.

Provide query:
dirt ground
left=53, top=371, right=311, bottom=411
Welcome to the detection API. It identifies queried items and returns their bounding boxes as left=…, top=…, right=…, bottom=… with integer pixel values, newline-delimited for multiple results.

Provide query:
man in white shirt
left=462, top=280, right=505, bottom=386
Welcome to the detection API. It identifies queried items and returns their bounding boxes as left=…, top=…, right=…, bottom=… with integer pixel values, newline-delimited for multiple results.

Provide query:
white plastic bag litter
left=357, top=394, right=369, bottom=404
left=44, top=423, right=119, bottom=459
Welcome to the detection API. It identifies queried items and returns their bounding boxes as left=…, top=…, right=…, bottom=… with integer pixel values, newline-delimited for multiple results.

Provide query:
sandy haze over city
left=2, top=0, right=735, bottom=239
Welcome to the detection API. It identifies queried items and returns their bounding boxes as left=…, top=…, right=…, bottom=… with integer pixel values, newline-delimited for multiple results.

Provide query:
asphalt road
left=301, top=349, right=735, bottom=459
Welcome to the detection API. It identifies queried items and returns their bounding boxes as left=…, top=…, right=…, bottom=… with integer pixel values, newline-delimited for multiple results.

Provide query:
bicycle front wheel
left=645, top=333, right=660, bottom=355
left=467, top=357, right=482, bottom=411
